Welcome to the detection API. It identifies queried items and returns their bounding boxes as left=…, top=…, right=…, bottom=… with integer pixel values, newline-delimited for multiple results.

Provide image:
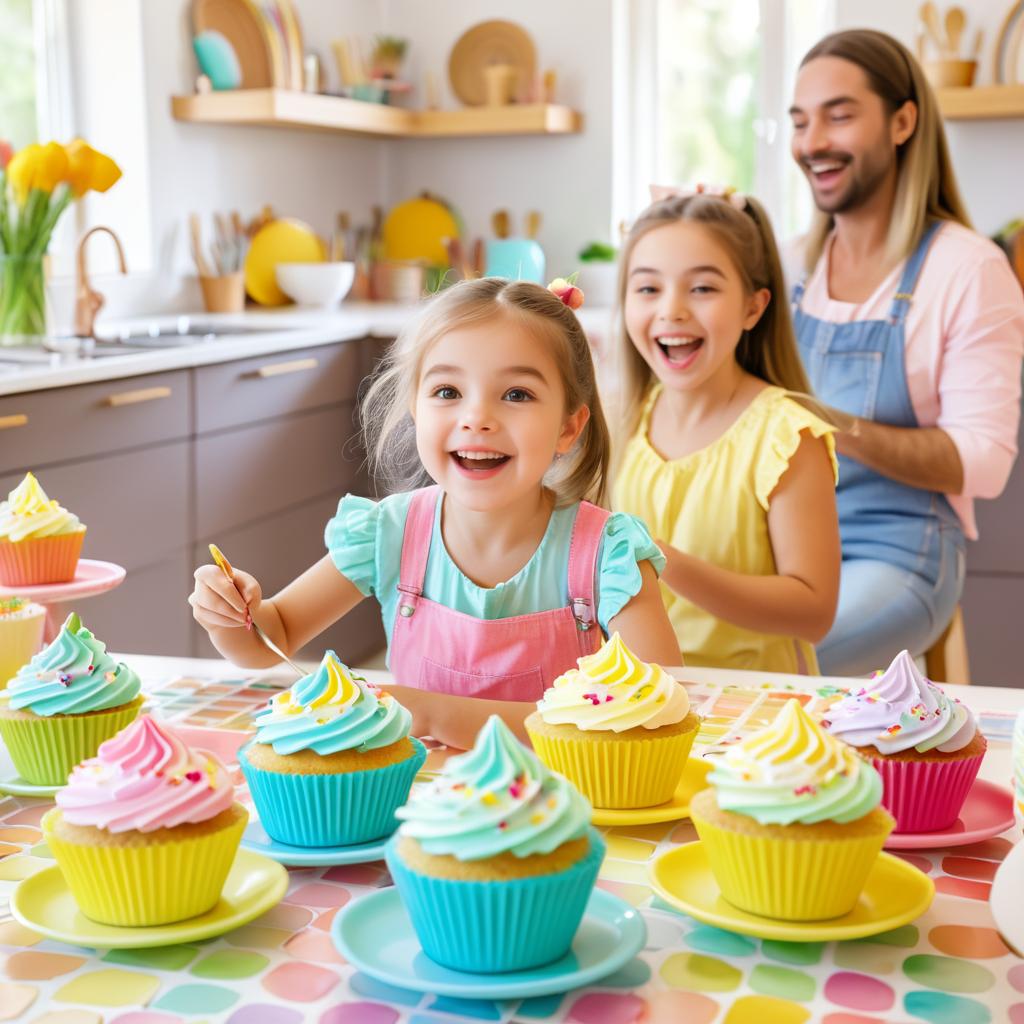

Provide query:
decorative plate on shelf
left=244, top=218, right=325, bottom=306
left=448, top=20, right=537, bottom=106
left=192, top=0, right=275, bottom=88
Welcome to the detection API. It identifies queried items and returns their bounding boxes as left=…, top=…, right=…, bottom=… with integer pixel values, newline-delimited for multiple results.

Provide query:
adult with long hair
left=789, top=28, right=1024, bottom=675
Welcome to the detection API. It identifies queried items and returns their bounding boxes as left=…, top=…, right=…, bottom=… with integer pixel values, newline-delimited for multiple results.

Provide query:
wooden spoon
left=492, top=209, right=510, bottom=239
left=919, top=1, right=946, bottom=57
left=190, top=213, right=212, bottom=277
left=525, top=210, right=542, bottom=240
left=945, top=6, right=966, bottom=58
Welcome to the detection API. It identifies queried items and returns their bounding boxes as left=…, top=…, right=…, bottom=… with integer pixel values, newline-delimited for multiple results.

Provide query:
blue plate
left=239, top=820, right=391, bottom=866
left=332, top=886, right=646, bottom=999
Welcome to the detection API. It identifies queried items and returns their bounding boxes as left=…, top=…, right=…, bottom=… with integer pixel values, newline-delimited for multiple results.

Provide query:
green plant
left=578, top=241, right=617, bottom=262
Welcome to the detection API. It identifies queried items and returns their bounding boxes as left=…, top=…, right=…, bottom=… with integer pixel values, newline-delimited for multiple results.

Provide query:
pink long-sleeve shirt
left=795, top=221, right=1024, bottom=540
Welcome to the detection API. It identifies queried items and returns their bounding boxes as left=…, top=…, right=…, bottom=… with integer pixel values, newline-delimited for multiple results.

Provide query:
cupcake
left=239, top=650, right=425, bottom=847
left=690, top=699, right=894, bottom=921
left=0, top=472, right=86, bottom=585
left=0, top=612, right=143, bottom=785
left=43, top=714, right=248, bottom=926
left=525, top=632, right=699, bottom=808
left=822, top=650, right=985, bottom=833
left=0, top=597, right=46, bottom=688
left=387, top=714, right=604, bottom=973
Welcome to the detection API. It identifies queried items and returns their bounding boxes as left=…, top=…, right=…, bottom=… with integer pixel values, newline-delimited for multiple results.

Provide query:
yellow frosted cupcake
left=690, top=699, right=894, bottom=921
left=43, top=714, right=248, bottom=926
left=0, top=612, right=143, bottom=785
left=0, top=597, right=46, bottom=689
left=525, top=632, right=699, bottom=808
left=0, top=472, right=86, bottom=585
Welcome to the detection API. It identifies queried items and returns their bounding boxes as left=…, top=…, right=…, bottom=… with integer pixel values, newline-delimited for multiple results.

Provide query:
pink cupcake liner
left=873, top=752, right=984, bottom=833
left=0, top=531, right=85, bottom=586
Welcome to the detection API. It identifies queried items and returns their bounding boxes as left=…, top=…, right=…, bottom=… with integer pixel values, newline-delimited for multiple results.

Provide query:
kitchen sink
left=96, top=319, right=284, bottom=347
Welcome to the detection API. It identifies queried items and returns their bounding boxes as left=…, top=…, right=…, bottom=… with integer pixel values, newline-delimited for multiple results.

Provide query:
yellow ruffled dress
left=614, top=385, right=837, bottom=674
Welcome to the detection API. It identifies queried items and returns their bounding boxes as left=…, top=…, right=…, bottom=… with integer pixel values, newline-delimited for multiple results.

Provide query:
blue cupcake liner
left=385, top=826, right=606, bottom=973
left=240, top=737, right=426, bottom=847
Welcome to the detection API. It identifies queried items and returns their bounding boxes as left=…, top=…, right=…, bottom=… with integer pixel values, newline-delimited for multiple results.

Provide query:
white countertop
left=0, top=303, right=616, bottom=397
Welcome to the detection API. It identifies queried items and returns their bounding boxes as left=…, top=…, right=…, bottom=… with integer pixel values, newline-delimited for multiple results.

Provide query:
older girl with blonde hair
left=190, top=278, right=679, bottom=748
left=613, top=188, right=841, bottom=673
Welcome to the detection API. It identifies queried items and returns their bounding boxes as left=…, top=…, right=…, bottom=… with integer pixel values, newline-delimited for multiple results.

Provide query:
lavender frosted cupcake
left=822, top=650, right=984, bottom=833
left=239, top=650, right=425, bottom=847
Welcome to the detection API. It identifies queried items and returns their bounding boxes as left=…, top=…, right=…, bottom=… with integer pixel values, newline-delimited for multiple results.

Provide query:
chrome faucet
left=74, top=226, right=127, bottom=338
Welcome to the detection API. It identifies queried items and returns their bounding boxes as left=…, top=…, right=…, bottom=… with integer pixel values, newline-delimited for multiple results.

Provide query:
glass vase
left=0, top=253, right=49, bottom=345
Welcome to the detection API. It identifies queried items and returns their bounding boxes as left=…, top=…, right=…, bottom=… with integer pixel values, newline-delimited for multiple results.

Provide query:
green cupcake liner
left=0, top=695, right=143, bottom=786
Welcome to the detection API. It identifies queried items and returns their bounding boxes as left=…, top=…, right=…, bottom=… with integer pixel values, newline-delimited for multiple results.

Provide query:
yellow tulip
left=64, top=139, right=122, bottom=196
left=5, top=141, right=70, bottom=204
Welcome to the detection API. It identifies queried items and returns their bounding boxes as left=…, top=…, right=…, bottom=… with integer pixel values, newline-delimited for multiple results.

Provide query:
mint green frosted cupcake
left=0, top=613, right=143, bottom=785
left=386, top=715, right=605, bottom=972
left=239, top=650, right=425, bottom=846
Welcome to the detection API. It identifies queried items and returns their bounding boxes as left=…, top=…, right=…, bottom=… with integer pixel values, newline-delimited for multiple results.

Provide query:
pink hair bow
left=649, top=183, right=749, bottom=211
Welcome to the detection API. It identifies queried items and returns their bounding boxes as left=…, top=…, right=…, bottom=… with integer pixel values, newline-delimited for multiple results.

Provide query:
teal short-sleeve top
left=325, top=491, right=665, bottom=653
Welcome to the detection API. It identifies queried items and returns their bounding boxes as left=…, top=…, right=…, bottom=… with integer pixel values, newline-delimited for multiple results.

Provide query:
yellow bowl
left=245, top=218, right=325, bottom=306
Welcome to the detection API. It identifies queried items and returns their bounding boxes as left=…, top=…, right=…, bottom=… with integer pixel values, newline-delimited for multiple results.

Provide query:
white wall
left=832, top=0, right=1024, bottom=236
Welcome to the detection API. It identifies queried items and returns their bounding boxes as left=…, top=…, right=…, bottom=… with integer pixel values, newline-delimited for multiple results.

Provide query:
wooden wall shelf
left=936, top=84, right=1024, bottom=120
left=171, top=89, right=583, bottom=138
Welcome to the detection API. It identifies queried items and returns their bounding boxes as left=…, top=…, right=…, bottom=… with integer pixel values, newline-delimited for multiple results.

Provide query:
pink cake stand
left=0, top=559, right=126, bottom=642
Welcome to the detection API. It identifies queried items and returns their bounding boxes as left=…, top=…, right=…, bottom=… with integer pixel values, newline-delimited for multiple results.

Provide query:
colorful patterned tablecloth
left=2, top=664, right=1022, bottom=1024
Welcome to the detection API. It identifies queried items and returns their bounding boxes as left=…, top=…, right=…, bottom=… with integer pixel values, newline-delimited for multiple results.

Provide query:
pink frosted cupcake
left=822, top=650, right=984, bottom=833
left=0, top=473, right=86, bottom=585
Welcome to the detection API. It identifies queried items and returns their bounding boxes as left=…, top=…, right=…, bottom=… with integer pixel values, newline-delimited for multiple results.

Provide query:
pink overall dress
left=388, top=486, right=610, bottom=702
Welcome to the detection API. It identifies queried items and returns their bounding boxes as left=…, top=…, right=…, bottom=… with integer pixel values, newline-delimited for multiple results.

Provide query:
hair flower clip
left=649, top=182, right=749, bottom=211
left=547, top=275, right=585, bottom=310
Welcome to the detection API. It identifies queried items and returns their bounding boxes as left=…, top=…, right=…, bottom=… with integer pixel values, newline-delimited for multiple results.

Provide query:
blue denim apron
left=791, top=222, right=964, bottom=588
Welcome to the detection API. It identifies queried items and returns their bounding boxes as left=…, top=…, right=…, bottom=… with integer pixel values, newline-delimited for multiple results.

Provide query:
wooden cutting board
left=193, top=0, right=274, bottom=88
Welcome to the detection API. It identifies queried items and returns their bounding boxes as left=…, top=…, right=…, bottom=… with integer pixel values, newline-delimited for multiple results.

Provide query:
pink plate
left=0, top=559, right=126, bottom=602
left=884, top=777, right=1015, bottom=849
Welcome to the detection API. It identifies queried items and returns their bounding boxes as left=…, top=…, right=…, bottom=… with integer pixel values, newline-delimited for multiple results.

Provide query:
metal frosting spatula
left=208, top=543, right=304, bottom=677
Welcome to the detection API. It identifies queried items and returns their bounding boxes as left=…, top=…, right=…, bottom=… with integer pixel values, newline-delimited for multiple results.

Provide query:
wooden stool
left=924, top=605, right=971, bottom=684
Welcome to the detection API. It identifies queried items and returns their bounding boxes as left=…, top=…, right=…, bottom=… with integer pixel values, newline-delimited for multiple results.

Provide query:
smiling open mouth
left=451, top=450, right=511, bottom=471
left=657, top=338, right=703, bottom=365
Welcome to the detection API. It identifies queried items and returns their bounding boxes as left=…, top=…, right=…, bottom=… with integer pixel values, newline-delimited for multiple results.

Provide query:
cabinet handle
left=0, top=413, right=28, bottom=430
left=251, top=357, right=319, bottom=379
left=104, top=386, right=172, bottom=408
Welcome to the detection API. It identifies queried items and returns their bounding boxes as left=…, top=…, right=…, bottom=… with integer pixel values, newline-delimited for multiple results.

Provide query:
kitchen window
left=613, top=0, right=836, bottom=240
left=0, top=0, right=151, bottom=276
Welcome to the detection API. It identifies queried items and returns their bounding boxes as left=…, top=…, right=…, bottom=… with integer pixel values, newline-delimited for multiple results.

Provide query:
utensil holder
left=370, top=261, right=426, bottom=303
left=923, top=59, right=976, bottom=88
left=483, top=63, right=517, bottom=106
left=199, top=271, right=245, bottom=313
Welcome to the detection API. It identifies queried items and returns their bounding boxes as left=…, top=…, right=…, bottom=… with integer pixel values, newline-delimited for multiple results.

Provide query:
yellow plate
left=244, top=218, right=325, bottom=305
left=10, top=849, right=287, bottom=948
left=591, top=756, right=711, bottom=827
left=382, top=195, right=459, bottom=266
left=649, top=841, right=934, bottom=942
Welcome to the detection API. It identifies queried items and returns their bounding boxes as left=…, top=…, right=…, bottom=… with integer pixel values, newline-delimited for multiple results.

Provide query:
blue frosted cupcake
left=239, top=651, right=425, bottom=846
left=386, top=714, right=604, bottom=973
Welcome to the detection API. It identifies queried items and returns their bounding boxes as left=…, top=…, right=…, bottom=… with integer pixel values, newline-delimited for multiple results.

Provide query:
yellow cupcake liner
left=691, top=806, right=890, bottom=921
left=527, top=720, right=698, bottom=808
left=42, top=806, right=248, bottom=926
left=0, top=695, right=143, bottom=786
left=0, top=611, right=45, bottom=689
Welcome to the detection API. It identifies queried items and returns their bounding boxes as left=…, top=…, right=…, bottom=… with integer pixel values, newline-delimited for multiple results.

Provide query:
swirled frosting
left=4, top=613, right=141, bottom=716
left=0, top=472, right=84, bottom=541
left=535, top=632, right=689, bottom=732
left=397, top=714, right=590, bottom=860
left=56, top=714, right=236, bottom=832
left=707, top=699, right=883, bottom=825
left=252, top=650, right=411, bottom=755
left=822, top=650, right=977, bottom=755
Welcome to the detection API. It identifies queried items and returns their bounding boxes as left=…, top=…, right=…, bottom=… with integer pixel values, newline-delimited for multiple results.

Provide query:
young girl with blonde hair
left=614, top=188, right=840, bottom=673
left=190, top=278, right=679, bottom=748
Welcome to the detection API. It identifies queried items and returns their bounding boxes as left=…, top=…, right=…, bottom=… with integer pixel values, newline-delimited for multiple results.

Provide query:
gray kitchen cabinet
left=0, top=336, right=386, bottom=664
left=962, top=370, right=1024, bottom=684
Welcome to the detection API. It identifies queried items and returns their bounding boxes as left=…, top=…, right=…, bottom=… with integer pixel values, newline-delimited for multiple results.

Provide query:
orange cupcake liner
left=0, top=530, right=85, bottom=586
